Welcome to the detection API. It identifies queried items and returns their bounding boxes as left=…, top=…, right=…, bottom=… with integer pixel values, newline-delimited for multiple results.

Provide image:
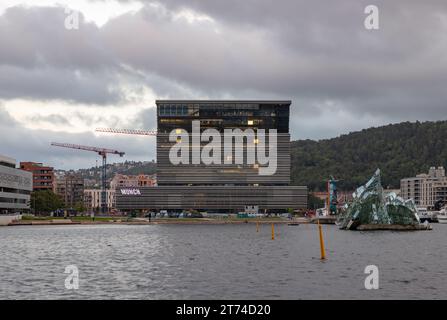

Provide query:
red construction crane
left=50, top=142, right=125, bottom=214
left=95, top=128, right=157, bottom=136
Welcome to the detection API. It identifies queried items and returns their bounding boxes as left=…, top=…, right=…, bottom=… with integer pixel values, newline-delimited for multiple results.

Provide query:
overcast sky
left=1, top=0, right=446, bottom=169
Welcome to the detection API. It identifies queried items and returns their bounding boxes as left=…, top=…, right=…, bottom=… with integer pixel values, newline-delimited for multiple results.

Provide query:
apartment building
left=20, top=162, right=55, bottom=191
left=401, top=166, right=447, bottom=208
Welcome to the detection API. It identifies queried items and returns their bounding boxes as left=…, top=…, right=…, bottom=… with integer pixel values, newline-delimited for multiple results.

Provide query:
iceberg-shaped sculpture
left=338, top=169, right=421, bottom=230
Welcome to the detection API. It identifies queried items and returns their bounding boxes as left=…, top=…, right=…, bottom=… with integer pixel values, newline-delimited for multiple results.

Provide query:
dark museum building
left=116, top=100, right=307, bottom=212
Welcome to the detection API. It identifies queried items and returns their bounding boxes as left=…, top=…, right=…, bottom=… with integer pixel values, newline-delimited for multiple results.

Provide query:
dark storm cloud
left=0, top=5, right=208, bottom=104
left=1, top=1, right=447, bottom=168
left=3, top=1, right=447, bottom=116
left=0, top=6, right=123, bottom=104
left=0, top=65, right=124, bottom=104
left=0, top=6, right=112, bottom=69
left=94, top=0, right=447, bottom=123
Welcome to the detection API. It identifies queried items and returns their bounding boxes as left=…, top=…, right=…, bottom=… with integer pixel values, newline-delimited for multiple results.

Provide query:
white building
left=401, top=167, right=447, bottom=208
left=84, top=189, right=115, bottom=212
left=0, top=155, right=33, bottom=214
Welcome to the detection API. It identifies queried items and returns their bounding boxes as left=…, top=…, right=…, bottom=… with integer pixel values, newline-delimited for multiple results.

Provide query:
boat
left=418, top=207, right=432, bottom=222
left=417, top=207, right=439, bottom=223
left=437, top=208, right=447, bottom=224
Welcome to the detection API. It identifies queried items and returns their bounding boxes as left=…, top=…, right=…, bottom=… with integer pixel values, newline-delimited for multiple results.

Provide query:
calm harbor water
left=0, top=223, right=446, bottom=300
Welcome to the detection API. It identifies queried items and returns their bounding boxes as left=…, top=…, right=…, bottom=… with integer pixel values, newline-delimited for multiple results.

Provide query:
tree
left=291, top=120, right=447, bottom=191
left=31, top=190, right=64, bottom=215
left=308, top=193, right=325, bottom=210
left=74, top=201, right=86, bottom=214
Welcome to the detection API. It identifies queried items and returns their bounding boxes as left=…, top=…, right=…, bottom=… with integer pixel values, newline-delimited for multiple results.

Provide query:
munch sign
left=120, top=189, right=142, bottom=195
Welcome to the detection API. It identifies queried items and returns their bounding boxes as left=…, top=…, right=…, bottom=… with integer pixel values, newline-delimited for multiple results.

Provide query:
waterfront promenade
left=5, top=216, right=310, bottom=227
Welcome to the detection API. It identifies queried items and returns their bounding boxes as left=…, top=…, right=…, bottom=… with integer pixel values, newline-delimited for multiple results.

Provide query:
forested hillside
left=291, top=121, right=447, bottom=191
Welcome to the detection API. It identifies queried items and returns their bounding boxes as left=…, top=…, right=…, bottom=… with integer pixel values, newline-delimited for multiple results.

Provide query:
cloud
left=27, top=114, right=72, bottom=126
left=0, top=65, right=126, bottom=104
left=96, top=1, right=447, bottom=123
left=0, top=106, right=156, bottom=169
left=1, top=1, right=447, bottom=167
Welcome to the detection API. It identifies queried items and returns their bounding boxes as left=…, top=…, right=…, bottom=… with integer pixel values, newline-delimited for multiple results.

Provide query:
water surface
left=1, top=223, right=446, bottom=299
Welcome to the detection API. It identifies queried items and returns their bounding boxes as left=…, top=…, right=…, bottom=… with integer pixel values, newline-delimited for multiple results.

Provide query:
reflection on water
left=0, top=223, right=446, bottom=299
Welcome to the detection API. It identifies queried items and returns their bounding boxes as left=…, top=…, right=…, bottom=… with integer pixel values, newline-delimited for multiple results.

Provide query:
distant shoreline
left=5, top=217, right=310, bottom=227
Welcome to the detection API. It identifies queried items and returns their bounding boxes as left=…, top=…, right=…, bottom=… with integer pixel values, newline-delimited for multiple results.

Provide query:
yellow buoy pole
left=271, top=223, right=275, bottom=240
left=256, top=220, right=260, bottom=232
left=318, top=219, right=326, bottom=260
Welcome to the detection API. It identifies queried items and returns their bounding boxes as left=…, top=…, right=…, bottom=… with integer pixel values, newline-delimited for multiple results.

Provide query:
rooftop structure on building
left=110, top=174, right=157, bottom=189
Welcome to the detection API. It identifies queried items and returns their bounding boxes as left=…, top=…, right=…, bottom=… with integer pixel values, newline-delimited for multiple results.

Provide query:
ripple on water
left=0, top=224, right=446, bottom=299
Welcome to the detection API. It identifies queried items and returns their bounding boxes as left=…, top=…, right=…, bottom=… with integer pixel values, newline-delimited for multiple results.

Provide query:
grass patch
left=70, top=216, right=119, bottom=222
left=22, top=215, right=123, bottom=222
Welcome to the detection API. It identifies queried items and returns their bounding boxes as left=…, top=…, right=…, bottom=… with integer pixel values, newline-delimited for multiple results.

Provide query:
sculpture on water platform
left=338, top=169, right=421, bottom=230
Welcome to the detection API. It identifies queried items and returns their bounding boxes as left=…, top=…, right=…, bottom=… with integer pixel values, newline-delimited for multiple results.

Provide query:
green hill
left=291, top=120, right=447, bottom=191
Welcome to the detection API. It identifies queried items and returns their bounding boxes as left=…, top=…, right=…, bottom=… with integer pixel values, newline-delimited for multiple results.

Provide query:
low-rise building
left=20, top=162, right=55, bottom=191
left=84, top=189, right=115, bottom=212
left=401, top=166, right=447, bottom=208
left=1, top=155, right=32, bottom=214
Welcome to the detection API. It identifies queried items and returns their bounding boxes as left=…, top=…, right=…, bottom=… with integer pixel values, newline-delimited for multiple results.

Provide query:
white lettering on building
left=120, top=189, right=142, bottom=195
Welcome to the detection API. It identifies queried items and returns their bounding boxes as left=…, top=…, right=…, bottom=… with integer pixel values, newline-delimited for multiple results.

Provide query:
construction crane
left=51, top=142, right=125, bottom=214
left=95, top=128, right=157, bottom=136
